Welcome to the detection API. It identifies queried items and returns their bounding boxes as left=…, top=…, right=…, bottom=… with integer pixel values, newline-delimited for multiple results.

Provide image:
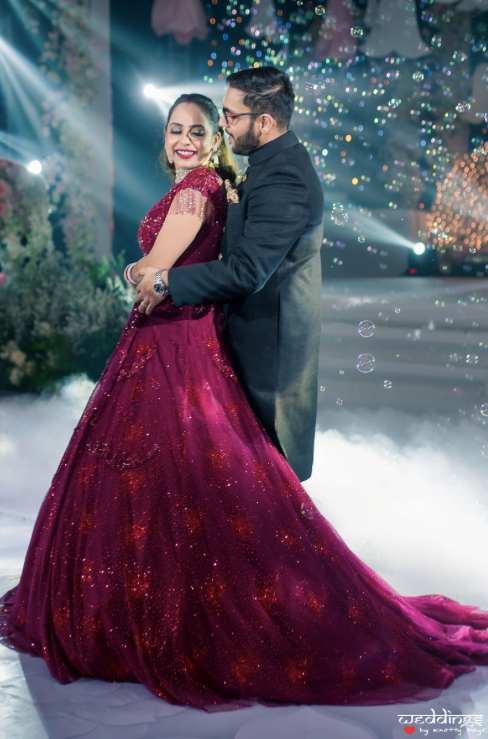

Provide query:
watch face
left=154, top=283, right=165, bottom=296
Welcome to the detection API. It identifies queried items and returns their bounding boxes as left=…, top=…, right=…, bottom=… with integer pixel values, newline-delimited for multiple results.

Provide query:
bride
left=1, top=92, right=488, bottom=713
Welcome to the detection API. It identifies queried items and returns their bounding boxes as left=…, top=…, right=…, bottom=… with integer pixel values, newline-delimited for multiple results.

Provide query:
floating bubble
left=319, top=385, right=326, bottom=392
left=383, top=380, right=392, bottom=389
left=456, top=102, right=471, bottom=113
left=452, top=50, right=468, bottom=62
left=474, top=145, right=486, bottom=156
left=361, top=540, right=380, bottom=557
left=388, top=99, right=401, bottom=108
left=358, top=320, right=375, bottom=338
left=315, top=4, right=326, bottom=16
left=450, top=352, right=462, bottom=362
left=336, top=398, right=343, bottom=405
left=305, top=75, right=327, bottom=95
left=395, top=308, right=401, bottom=313
left=482, top=446, right=488, bottom=458
left=431, top=34, right=442, bottom=48
left=466, top=355, right=479, bottom=365
left=301, top=501, right=317, bottom=518
left=301, top=498, right=323, bottom=518
left=412, top=71, right=424, bottom=82
left=481, top=404, right=488, bottom=417
left=331, top=203, right=348, bottom=225
left=350, top=25, right=363, bottom=38
left=358, top=235, right=365, bottom=243
left=356, top=354, right=376, bottom=373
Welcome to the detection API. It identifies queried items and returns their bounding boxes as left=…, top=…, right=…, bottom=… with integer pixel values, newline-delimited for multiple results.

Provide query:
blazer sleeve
left=168, top=163, right=311, bottom=306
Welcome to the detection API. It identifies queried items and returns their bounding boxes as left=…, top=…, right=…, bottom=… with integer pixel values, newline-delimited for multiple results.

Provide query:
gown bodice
left=137, top=166, right=227, bottom=266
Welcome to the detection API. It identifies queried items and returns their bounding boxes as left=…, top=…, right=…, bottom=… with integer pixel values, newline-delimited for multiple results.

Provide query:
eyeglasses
left=221, top=111, right=267, bottom=126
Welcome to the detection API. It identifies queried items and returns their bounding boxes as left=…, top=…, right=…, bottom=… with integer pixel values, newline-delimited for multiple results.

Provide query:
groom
left=144, top=67, right=323, bottom=482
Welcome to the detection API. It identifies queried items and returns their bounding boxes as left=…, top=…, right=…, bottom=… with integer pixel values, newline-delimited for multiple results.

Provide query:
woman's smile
left=174, top=149, right=197, bottom=160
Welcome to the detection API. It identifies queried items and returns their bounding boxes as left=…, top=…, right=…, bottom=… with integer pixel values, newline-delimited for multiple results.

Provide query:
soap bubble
left=358, top=235, right=365, bottom=243
left=453, top=50, right=468, bottom=62
left=388, top=98, right=401, bottom=108
left=482, top=446, right=488, bottom=458
left=356, top=354, right=376, bottom=373
left=306, top=76, right=327, bottom=95
left=331, top=203, right=348, bottom=225
left=450, top=352, right=462, bottom=362
left=319, top=385, right=326, bottom=392
left=301, top=498, right=323, bottom=518
left=315, top=4, right=326, bottom=16
left=466, top=355, right=479, bottom=365
left=358, top=320, right=375, bottom=338
left=350, top=25, right=363, bottom=38
left=395, top=308, right=401, bottom=313
left=481, top=404, right=488, bottom=417
left=301, top=501, right=317, bottom=518
left=456, top=102, right=471, bottom=113
left=383, top=380, right=392, bottom=389
left=336, top=398, right=343, bottom=405
left=412, top=71, right=424, bottom=81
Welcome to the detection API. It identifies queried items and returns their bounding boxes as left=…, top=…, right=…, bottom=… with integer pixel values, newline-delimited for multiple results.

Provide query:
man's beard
left=230, top=118, right=261, bottom=156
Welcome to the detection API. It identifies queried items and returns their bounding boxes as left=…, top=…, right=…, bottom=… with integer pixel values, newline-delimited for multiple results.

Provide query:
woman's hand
left=134, top=266, right=167, bottom=315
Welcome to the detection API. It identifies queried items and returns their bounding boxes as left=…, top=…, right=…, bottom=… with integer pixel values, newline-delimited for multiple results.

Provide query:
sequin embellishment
left=203, top=335, right=238, bottom=381
left=224, top=179, right=240, bottom=204
left=168, top=187, right=210, bottom=222
left=85, top=440, right=161, bottom=470
left=117, top=343, right=157, bottom=381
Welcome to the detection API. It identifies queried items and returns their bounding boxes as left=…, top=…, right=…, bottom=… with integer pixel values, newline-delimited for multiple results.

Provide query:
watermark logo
left=397, top=709, right=485, bottom=735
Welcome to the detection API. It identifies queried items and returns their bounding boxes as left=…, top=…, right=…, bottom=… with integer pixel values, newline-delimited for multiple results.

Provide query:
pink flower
left=0, top=179, right=10, bottom=199
left=0, top=273, right=6, bottom=285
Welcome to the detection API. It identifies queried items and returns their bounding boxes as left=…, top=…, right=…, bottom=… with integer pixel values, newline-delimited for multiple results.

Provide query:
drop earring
left=211, top=147, right=219, bottom=167
left=165, top=146, right=173, bottom=165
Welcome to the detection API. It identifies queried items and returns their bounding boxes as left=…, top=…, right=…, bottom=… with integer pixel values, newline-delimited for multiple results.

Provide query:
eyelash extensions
left=169, top=129, right=205, bottom=137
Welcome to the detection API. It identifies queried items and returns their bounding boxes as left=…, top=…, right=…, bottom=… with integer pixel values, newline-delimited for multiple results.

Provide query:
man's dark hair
left=227, top=66, right=295, bottom=130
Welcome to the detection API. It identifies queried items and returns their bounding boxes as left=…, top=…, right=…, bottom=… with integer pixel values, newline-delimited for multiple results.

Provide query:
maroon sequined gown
left=1, top=167, right=488, bottom=712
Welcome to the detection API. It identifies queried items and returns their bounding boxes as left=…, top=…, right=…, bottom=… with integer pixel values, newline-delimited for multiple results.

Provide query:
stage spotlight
left=144, top=84, right=157, bottom=99
left=413, top=242, right=426, bottom=255
left=26, top=160, right=42, bottom=174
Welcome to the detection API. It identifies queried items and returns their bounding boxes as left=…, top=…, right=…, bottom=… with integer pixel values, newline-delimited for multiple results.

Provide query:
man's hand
left=134, top=266, right=167, bottom=315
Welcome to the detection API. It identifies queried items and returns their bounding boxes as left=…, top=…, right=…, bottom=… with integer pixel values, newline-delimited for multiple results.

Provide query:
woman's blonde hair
left=159, top=93, right=239, bottom=185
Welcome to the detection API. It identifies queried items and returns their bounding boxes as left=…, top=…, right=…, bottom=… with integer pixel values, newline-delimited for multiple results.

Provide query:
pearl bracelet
left=124, top=263, right=138, bottom=287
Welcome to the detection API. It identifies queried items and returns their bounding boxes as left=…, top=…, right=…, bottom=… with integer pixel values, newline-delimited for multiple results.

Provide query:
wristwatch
left=154, top=269, right=170, bottom=298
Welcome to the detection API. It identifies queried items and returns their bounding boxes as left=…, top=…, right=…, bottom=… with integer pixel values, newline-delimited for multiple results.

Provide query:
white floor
left=2, top=277, right=488, bottom=738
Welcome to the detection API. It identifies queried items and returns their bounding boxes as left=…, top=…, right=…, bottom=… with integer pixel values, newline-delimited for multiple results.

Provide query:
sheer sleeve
left=167, top=188, right=212, bottom=222
left=167, top=168, right=223, bottom=223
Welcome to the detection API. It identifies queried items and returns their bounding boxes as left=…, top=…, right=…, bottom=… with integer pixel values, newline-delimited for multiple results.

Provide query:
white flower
left=38, top=322, right=52, bottom=336
left=0, top=340, right=18, bottom=360
left=10, top=349, right=26, bottom=368
left=9, top=367, right=23, bottom=386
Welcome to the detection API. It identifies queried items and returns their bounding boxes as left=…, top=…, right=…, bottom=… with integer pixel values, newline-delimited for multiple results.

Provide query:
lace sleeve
left=167, top=188, right=213, bottom=223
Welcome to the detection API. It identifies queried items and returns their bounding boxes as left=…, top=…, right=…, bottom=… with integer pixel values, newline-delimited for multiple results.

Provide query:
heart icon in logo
left=404, top=729, right=416, bottom=735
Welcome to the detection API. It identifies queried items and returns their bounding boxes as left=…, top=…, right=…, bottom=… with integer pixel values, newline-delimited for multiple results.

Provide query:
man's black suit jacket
left=168, top=130, right=324, bottom=481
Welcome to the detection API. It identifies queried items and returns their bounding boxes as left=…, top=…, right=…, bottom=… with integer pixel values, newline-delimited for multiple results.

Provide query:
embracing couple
left=3, top=66, right=488, bottom=712
left=133, top=65, right=324, bottom=483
